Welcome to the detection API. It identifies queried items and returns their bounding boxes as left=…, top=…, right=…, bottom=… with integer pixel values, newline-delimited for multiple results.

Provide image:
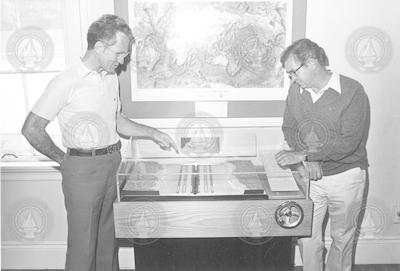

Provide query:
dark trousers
left=61, top=151, right=121, bottom=271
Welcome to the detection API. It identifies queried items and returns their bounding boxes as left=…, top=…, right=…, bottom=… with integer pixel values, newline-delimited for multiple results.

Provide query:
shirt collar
left=75, top=59, right=93, bottom=78
left=76, top=59, right=108, bottom=78
left=300, top=72, right=342, bottom=94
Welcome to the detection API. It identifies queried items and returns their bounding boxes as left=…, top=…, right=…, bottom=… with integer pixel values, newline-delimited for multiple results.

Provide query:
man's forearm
left=24, top=130, right=65, bottom=164
left=282, top=127, right=298, bottom=149
left=22, top=112, right=65, bottom=164
left=116, top=114, right=179, bottom=153
left=117, top=115, right=156, bottom=138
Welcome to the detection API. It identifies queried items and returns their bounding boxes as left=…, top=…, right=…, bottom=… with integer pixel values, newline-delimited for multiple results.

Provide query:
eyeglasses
left=286, top=63, right=305, bottom=80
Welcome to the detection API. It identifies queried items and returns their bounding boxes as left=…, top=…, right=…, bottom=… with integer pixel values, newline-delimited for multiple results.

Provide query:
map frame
left=128, top=0, right=294, bottom=101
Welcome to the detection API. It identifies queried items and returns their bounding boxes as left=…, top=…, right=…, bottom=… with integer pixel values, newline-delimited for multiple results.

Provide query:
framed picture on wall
left=127, top=0, right=294, bottom=101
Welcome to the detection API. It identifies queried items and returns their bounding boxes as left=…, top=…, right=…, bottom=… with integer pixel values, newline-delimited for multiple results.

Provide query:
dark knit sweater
left=282, top=75, right=370, bottom=176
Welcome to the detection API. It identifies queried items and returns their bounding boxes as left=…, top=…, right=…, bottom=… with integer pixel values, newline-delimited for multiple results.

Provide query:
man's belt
left=68, top=141, right=121, bottom=157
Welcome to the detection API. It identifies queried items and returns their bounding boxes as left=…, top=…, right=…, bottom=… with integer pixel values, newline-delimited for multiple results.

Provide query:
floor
left=351, top=266, right=400, bottom=271
left=3, top=266, right=400, bottom=271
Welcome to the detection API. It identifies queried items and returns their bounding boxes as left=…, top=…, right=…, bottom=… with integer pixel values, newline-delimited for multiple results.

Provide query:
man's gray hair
left=87, top=14, right=135, bottom=50
left=280, top=38, right=329, bottom=67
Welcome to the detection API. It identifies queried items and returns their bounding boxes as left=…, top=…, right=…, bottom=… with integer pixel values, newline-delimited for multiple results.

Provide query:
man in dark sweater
left=275, top=38, right=370, bottom=271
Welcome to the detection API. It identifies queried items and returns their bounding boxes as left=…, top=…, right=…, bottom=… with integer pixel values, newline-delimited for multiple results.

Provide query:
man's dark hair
left=280, top=38, right=329, bottom=67
left=87, top=14, right=135, bottom=50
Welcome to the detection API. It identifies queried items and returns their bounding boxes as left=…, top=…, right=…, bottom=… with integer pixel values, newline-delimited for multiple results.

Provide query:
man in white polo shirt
left=22, top=14, right=178, bottom=271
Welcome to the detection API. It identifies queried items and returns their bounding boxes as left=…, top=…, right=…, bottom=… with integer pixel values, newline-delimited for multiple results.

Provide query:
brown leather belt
left=68, top=141, right=121, bottom=157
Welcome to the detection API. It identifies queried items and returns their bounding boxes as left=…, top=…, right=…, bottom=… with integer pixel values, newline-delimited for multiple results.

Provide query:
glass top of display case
left=116, top=128, right=309, bottom=201
left=117, top=156, right=309, bottom=201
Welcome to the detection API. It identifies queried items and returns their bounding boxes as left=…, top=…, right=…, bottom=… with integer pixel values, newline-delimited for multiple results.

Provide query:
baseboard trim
left=2, top=237, right=400, bottom=269
left=294, top=236, right=400, bottom=266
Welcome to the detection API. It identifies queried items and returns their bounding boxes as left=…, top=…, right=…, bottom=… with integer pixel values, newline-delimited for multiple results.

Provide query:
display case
left=114, top=130, right=313, bottom=239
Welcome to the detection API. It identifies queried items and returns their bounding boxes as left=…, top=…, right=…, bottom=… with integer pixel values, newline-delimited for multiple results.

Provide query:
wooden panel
left=114, top=199, right=312, bottom=238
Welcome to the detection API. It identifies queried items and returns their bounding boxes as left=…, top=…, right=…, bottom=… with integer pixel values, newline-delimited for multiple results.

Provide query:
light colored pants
left=61, top=151, right=121, bottom=271
left=298, top=167, right=366, bottom=271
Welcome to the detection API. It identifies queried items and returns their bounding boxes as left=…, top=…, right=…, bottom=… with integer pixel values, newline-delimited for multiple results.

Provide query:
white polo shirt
left=32, top=60, right=121, bottom=149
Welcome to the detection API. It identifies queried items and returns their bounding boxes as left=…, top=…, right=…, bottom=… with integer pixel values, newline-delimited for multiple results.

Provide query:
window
left=0, top=0, right=74, bottom=159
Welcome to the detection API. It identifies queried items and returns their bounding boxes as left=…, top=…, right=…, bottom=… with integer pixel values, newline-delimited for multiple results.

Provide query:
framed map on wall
left=128, top=0, right=293, bottom=101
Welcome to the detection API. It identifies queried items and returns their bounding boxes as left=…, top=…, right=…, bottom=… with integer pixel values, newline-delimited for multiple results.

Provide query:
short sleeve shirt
left=31, top=60, right=121, bottom=149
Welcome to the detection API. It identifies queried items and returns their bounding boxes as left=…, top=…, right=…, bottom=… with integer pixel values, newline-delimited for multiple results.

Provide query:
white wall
left=306, top=0, right=400, bottom=242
